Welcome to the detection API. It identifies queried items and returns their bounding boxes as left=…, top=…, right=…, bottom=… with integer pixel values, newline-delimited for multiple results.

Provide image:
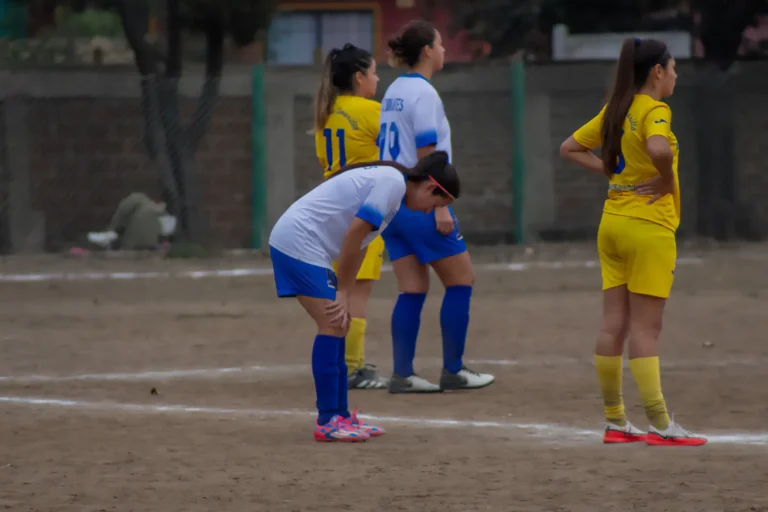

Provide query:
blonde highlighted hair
left=312, top=44, right=373, bottom=133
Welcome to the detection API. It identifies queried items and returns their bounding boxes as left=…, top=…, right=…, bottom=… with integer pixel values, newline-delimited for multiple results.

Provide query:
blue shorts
left=381, top=205, right=467, bottom=265
left=270, top=246, right=337, bottom=300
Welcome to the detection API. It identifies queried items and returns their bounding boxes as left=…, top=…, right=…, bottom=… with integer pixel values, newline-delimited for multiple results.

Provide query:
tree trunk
left=116, top=0, right=227, bottom=248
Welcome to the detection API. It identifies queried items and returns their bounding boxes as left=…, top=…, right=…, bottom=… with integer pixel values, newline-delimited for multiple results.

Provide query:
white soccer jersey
left=377, top=73, right=452, bottom=167
left=269, top=165, right=405, bottom=269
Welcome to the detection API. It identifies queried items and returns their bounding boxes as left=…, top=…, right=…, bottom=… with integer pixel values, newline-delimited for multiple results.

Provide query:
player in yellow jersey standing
left=312, top=43, right=388, bottom=390
left=560, top=38, right=707, bottom=446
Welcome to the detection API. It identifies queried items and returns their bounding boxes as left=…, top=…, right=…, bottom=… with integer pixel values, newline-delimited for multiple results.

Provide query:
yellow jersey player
left=312, top=43, right=388, bottom=390
left=560, top=37, right=706, bottom=446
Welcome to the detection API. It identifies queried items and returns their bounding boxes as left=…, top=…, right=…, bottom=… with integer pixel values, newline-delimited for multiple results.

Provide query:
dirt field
left=2, top=243, right=768, bottom=512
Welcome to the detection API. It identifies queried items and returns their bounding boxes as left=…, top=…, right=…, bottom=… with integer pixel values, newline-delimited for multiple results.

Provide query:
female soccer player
left=378, top=20, right=494, bottom=393
left=560, top=38, right=707, bottom=446
left=268, top=151, right=460, bottom=442
left=312, top=43, right=388, bottom=390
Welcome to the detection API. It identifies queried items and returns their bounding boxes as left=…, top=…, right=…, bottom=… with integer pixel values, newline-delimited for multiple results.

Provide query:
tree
left=441, top=0, right=651, bottom=58
left=694, top=0, right=764, bottom=69
left=111, top=0, right=277, bottom=245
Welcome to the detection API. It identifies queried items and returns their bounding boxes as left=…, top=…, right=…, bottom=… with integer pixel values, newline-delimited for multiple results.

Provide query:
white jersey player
left=377, top=20, right=496, bottom=395
left=378, top=73, right=452, bottom=165
left=268, top=152, right=459, bottom=443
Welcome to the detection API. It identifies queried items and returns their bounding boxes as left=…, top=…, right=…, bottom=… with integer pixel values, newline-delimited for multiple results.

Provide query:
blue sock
left=391, top=292, right=427, bottom=377
left=312, top=334, right=342, bottom=425
left=441, top=285, right=472, bottom=374
left=337, top=336, right=350, bottom=419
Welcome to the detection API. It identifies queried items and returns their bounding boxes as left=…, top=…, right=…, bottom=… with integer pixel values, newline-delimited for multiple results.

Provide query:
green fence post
left=510, top=58, right=526, bottom=244
left=251, top=63, right=267, bottom=250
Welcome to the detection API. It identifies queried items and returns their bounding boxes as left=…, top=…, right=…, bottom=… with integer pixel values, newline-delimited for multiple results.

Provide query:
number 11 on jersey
left=378, top=122, right=400, bottom=161
left=323, top=128, right=346, bottom=170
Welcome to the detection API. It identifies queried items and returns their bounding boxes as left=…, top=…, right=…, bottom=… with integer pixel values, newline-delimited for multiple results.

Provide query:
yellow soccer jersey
left=315, top=95, right=381, bottom=179
left=573, top=94, right=681, bottom=232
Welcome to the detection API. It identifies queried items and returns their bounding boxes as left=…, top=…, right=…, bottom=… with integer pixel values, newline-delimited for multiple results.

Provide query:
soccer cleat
left=313, top=415, right=370, bottom=443
left=646, top=421, right=708, bottom=446
left=439, top=366, right=496, bottom=390
left=603, top=421, right=647, bottom=443
left=388, top=373, right=442, bottom=394
left=346, top=408, right=386, bottom=437
left=348, top=364, right=389, bottom=390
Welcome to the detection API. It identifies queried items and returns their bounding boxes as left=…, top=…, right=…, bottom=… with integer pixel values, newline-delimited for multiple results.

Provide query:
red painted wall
left=378, top=0, right=486, bottom=62
left=279, top=0, right=487, bottom=63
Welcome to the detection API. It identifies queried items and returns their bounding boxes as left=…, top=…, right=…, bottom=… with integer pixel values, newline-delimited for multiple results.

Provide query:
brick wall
left=20, top=96, right=251, bottom=250
left=2, top=61, right=768, bottom=253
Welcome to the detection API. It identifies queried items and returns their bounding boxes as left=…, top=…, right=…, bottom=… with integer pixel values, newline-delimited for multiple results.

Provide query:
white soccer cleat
left=603, top=420, right=647, bottom=443
left=440, top=366, right=495, bottom=390
left=388, top=373, right=442, bottom=394
left=646, top=420, right=708, bottom=446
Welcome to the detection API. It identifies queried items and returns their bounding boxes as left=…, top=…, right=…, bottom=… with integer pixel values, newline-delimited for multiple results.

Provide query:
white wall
left=551, top=24, right=692, bottom=61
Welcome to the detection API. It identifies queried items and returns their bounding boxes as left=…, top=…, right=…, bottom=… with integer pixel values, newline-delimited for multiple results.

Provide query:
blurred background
left=0, top=0, right=766, bottom=254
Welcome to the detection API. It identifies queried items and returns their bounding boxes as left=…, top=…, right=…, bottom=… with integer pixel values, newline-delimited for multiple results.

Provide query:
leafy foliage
left=181, top=0, right=279, bottom=46
left=694, top=0, right=765, bottom=67
left=441, top=0, right=653, bottom=57
left=442, top=0, right=764, bottom=63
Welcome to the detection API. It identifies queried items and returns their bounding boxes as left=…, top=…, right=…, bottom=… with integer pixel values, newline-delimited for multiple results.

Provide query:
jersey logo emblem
left=326, top=269, right=337, bottom=290
left=654, top=119, right=668, bottom=124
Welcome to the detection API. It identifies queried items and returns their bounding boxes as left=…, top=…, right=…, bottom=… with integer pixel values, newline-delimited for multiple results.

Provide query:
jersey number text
left=323, top=128, right=346, bottom=170
left=377, top=122, right=400, bottom=161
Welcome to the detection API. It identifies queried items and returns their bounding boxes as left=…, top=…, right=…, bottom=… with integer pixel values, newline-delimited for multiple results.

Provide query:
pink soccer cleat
left=314, top=415, right=370, bottom=443
left=345, top=408, right=386, bottom=438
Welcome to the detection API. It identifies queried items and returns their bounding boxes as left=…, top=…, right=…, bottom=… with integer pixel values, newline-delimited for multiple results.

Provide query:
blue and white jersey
left=269, top=166, right=405, bottom=269
left=378, top=73, right=452, bottom=167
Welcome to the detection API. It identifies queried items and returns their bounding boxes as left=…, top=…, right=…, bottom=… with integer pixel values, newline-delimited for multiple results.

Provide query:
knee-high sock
left=337, top=336, right=350, bottom=419
left=594, top=355, right=626, bottom=426
left=440, top=286, right=472, bottom=374
left=345, top=318, right=367, bottom=374
left=391, top=292, right=427, bottom=377
left=629, top=356, right=670, bottom=430
left=312, top=334, right=341, bottom=425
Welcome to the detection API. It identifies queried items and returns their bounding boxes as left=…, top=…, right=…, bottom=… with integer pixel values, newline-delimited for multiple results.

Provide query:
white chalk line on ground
left=0, top=395, right=765, bottom=446
left=0, top=257, right=704, bottom=283
left=0, top=356, right=764, bottom=384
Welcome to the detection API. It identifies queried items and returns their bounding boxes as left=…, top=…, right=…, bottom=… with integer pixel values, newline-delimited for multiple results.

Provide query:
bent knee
left=432, top=253, right=474, bottom=287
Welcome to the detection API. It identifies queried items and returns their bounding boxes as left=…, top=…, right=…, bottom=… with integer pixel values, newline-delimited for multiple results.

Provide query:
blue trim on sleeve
left=356, top=204, right=384, bottom=229
left=401, top=73, right=429, bottom=82
left=415, top=130, right=438, bottom=148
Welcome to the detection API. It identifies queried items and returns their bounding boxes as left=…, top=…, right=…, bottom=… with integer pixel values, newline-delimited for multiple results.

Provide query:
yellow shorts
left=332, top=236, right=385, bottom=281
left=597, top=213, right=676, bottom=298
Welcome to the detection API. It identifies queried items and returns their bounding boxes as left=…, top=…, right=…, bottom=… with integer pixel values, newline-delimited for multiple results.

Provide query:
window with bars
left=267, top=10, right=374, bottom=65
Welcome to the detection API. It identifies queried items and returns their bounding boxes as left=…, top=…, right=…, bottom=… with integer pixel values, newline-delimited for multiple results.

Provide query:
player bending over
left=268, top=151, right=460, bottom=442
left=312, top=43, right=388, bottom=390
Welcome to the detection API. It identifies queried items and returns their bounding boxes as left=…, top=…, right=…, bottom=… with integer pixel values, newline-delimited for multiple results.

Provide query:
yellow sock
left=345, top=318, right=367, bottom=375
left=629, top=356, right=670, bottom=430
left=594, top=355, right=626, bottom=426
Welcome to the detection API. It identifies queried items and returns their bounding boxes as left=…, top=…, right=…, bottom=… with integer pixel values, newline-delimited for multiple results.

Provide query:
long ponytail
left=313, top=50, right=340, bottom=133
left=601, top=38, right=637, bottom=177
left=601, top=37, right=672, bottom=177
